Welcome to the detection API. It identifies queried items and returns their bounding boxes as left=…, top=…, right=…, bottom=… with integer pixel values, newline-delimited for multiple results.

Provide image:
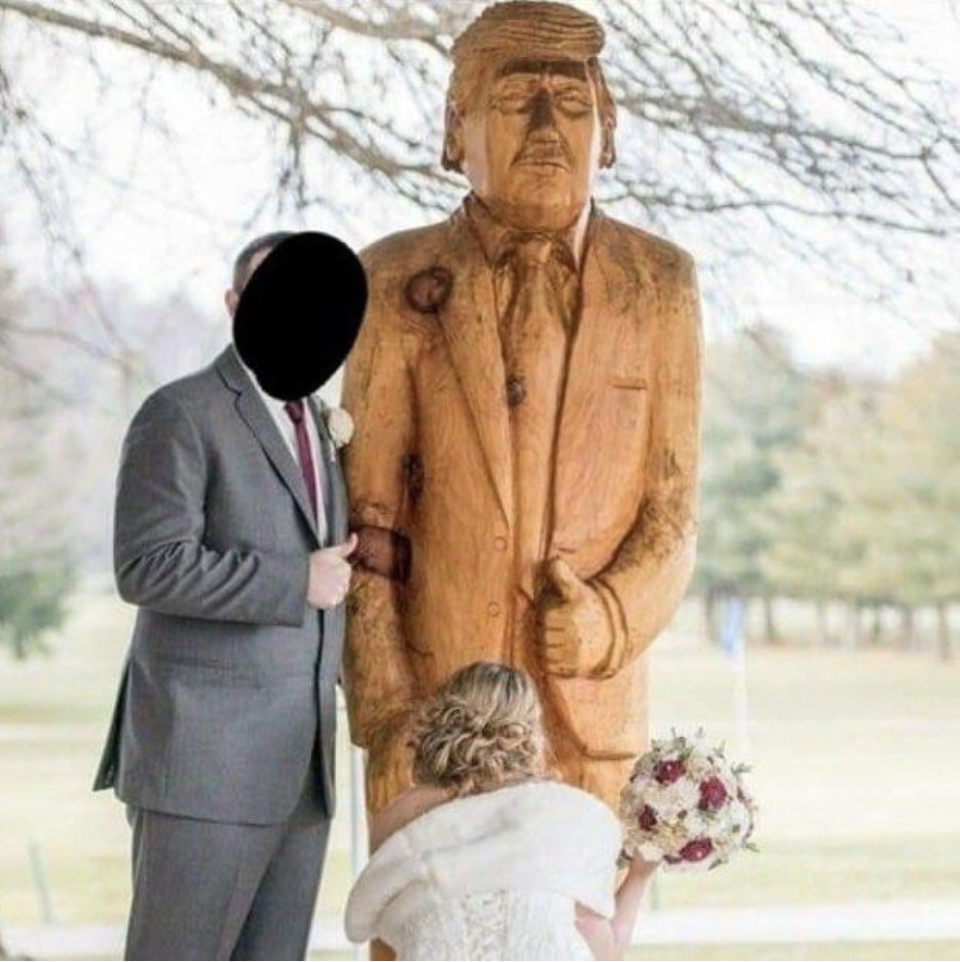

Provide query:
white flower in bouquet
left=619, top=729, right=758, bottom=872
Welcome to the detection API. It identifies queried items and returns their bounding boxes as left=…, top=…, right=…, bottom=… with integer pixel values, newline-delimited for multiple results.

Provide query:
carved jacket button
left=487, top=601, right=501, bottom=617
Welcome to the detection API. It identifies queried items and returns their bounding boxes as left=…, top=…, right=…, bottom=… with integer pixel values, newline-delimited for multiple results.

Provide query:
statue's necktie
left=500, top=235, right=572, bottom=602
left=500, top=235, right=569, bottom=364
left=283, top=399, right=319, bottom=522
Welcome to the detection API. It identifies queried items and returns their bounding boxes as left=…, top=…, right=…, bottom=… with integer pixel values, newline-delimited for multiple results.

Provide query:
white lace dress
left=345, top=781, right=622, bottom=961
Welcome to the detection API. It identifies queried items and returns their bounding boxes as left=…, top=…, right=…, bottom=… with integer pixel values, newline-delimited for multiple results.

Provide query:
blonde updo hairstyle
left=410, top=662, right=547, bottom=797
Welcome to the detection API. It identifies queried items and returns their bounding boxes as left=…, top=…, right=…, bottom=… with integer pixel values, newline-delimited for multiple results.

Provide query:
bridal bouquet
left=619, top=729, right=758, bottom=872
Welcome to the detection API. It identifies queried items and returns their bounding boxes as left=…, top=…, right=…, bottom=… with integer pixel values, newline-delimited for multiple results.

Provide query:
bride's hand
left=623, top=853, right=660, bottom=882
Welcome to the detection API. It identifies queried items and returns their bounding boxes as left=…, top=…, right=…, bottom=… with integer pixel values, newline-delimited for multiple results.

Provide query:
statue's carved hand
left=537, top=558, right=614, bottom=678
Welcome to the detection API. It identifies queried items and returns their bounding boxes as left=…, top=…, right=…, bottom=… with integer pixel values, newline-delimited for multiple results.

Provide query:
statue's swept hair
left=442, top=1, right=617, bottom=172
left=410, top=662, right=547, bottom=797
left=451, top=1, right=605, bottom=66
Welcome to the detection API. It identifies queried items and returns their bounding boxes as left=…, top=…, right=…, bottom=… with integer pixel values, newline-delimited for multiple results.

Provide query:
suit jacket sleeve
left=592, top=253, right=703, bottom=675
left=341, top=263, right=421, bottom=763
left=114, top=390, right=309, bottom=627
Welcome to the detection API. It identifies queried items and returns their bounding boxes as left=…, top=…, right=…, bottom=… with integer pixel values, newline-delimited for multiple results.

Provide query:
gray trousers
left=124, top=762, right=330, bottom=960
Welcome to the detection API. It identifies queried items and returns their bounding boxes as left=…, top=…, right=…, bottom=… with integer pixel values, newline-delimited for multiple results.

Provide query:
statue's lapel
left=555, top=211, right=658, bottom=477
left=434, top=209, right=514, bottom=526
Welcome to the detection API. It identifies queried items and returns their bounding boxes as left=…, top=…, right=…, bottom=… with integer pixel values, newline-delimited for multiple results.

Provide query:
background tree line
left=696, top=327, right=960, bottom=660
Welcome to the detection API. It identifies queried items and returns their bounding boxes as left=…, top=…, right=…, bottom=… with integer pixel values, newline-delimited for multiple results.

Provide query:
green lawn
left=1, top=586, right=959, bottom=959
left=647, top=623, right=960, bottom=911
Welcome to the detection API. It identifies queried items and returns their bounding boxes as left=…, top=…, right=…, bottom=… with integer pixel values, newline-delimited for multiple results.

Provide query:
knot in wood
left=405, top=266, right=453, bottom=313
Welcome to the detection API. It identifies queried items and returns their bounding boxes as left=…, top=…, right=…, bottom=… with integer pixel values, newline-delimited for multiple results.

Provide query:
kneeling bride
left=345, top=662, right=655, bottom=960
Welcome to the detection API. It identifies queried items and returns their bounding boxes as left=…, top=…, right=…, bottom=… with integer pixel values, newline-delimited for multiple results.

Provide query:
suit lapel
left=554, top=212, right=658, bottom=486
left=215, top=346, right=321, bottom=544
left=434, top=209, right=514, bottom=526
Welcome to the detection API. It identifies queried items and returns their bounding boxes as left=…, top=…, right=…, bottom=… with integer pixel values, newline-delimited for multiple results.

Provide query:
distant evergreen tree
left=694, top=327, right=807, bottom=642
left=860, top=335, right=960, bottom=657
left=759, top=377, right=882, bottom=643
left=0, top=231, right=75, bottom=659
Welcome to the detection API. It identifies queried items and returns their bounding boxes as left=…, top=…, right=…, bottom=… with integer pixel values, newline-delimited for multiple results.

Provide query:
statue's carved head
left=443, top=1, right=617, bottom=231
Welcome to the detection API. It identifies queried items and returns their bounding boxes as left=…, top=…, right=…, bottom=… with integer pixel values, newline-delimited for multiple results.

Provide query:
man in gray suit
left=94, top=232, right=360, bottom=960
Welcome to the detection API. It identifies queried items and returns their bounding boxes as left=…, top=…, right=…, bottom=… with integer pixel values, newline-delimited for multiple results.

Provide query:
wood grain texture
left=340, top=1, right=703, bottom=817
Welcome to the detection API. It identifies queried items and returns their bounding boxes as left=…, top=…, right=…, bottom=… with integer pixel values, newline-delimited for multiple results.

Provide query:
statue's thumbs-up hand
left=546, top=558, right=587, bottom=603
left=538, top=558, right=613, bottom=679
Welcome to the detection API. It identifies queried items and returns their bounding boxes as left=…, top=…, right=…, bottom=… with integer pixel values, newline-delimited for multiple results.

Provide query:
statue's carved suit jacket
left=342, top=201, right=702, bottom=813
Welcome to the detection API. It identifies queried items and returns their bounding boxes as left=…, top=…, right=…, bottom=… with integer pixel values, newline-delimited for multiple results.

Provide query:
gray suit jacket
left=93, top=345, right=348, bottom=825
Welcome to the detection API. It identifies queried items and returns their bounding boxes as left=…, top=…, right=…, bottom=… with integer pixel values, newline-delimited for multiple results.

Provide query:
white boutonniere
left=325, top=405, right=354, bottom=449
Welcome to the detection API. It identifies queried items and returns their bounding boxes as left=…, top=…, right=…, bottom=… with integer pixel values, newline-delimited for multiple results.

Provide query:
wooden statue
left=341, top=0, right=702, bottom=817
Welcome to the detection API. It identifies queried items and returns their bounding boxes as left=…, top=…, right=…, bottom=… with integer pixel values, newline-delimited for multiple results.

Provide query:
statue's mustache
left=512, top=131, right=573, bottom=168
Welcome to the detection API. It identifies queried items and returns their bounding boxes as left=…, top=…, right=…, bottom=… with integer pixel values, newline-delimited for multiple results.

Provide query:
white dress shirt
left=237, top=356, right=328, bottom=545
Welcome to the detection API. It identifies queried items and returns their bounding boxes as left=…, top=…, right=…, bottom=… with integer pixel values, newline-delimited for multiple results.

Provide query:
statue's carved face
left=456, top=58, right=603, bottom=230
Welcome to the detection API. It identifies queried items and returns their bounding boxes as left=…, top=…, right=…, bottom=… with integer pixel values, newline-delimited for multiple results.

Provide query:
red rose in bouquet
left=653, top=758, right=685, bottom=785
left=637, top=805, right=658, bottom=831
left=680, top=838, right=714, bottom=862
left=698, top=776, right=728, bottom=812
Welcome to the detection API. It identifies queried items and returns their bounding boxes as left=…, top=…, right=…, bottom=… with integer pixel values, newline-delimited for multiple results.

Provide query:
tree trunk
left=762, top=592, right=778, bottom=645
left=937, top=603, right=952, bottom=662
left=852, top=601, right=864, bottom=648
left=816, top=598, right=830, bottom=646
left=869, top=604, right=883, bottom=646
left=898, top=605, right=915, bottom=650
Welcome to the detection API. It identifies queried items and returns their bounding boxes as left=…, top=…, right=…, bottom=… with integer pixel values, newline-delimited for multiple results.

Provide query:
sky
left=2, top=0, right=958, bottom=381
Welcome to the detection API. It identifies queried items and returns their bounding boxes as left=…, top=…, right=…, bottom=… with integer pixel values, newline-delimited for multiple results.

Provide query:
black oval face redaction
left=233, top=232, right=368, bottom=401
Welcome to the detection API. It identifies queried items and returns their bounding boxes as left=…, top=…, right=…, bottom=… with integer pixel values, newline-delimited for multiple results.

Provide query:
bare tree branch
left=0, top=0, right=956, bottom=380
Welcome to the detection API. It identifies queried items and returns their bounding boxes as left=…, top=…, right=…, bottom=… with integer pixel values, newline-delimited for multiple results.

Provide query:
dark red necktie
left=283, top=400, right=318, bottom=521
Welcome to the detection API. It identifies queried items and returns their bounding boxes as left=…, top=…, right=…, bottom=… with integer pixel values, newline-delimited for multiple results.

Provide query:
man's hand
left=538, top=558, right=614, bottom=678
left=307, top=533, right=359, bottom=610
